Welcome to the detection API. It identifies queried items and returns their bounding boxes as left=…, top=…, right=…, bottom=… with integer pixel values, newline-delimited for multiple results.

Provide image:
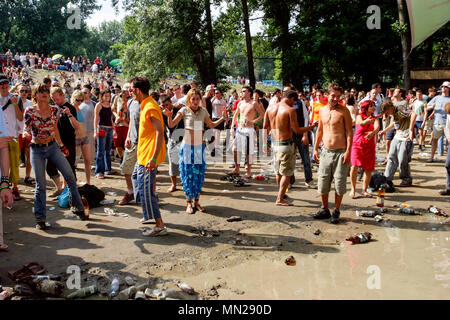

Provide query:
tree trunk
left=397, top=0, right=411, bottom=89
left=205, top=0, right=217, bottom=85
left=241, top=0, right=255, bottom=89
left=267, top=0, right=290, bottom=85
left=425, top=38, right=433, bottom=68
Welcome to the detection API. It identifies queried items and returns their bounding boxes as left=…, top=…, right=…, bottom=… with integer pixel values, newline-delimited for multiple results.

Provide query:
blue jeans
left=297, top=140, right=313, bottom=183
left=438, top=134, right=446, bottom=155
left=135, top=165, right=160, bottom=220
left=30, top=142, right=84, bottom=222
left=95, top=127, right=113, bottom=175
left=131, top=163, right=141, bottom=204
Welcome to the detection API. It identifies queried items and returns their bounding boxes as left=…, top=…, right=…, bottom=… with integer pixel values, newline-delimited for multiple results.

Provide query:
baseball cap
left=0, top=75, right=9, bottom=85
left=440, top=81, right=450, bottom=88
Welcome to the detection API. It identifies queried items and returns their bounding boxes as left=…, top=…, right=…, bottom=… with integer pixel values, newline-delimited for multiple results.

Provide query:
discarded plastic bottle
left=428, top=206, right=449, bottom=217
left=118, top=285, right=137, bottom=300
left=374, top=215, right=383, bottom=222
left=110, top=278, right=120, bottom=297
left=346, top=232, right=372, bottom=244
left=378, top=207, right=388, bottom=214
left=398, top=207, right=415, bottom=215
left=400, top=203, right=409, bottom=208
left=376, top=185, right=385, bottom=207
left=177, top=282, right=195, bottom=295
left=67, top=284, right=98, bottom=299
left=356, top=210, right=376, bottom=217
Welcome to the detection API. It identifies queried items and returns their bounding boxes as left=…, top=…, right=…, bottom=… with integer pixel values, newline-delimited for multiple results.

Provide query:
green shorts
left=318, top=147, right=349, bottom=195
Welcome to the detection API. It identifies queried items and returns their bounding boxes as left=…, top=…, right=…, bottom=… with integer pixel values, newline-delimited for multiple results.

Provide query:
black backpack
left=370, top=172, right=396, bottom=193
left=77, top=184, right=105, bottom=208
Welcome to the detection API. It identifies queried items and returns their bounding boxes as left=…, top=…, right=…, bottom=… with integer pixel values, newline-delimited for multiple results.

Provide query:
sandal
left=439, top=189, right=450, bottom=196
left=24, top=177, right=35, bottom=186
left=194, top=200, right=206, bottom=212
left=142, top=227, right=168, bottom=237
left=0, top=244, right=8, bottom=251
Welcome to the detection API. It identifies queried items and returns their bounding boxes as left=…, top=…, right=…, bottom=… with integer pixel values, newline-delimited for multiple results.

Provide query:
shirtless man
left=230, top=86, right=265, bottom=178
left=313, top=83, right=353, bottom=224
left=264, top=90, right=317, bottom=205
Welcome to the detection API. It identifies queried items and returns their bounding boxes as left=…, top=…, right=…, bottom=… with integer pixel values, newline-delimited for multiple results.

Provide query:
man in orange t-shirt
left=131, top=76, right=167, bottom=237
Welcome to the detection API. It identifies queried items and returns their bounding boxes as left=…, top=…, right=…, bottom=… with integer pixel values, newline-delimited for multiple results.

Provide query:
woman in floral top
left=23, top=83, right=87, bottom=230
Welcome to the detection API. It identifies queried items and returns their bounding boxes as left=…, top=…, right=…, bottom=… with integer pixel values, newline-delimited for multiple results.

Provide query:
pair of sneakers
left=313, top=207, right=340, bottom=224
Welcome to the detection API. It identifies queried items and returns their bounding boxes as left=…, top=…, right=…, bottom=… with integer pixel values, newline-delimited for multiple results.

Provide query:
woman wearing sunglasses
left=23, top=84, right=87, bottom=230
left=71, top=90, right=91, bottom=185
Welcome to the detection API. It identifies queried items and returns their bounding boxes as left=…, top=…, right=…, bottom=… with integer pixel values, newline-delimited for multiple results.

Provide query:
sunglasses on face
left=76, top=99, right=84, bottom=102
left=38, top=89, right=49, bottom=94
left=241, top=90, right=247, bottom=93
left=20, top=90, right=29, bottom=93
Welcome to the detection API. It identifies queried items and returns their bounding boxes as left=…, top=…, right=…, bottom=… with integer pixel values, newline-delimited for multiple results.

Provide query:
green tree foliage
left=0, top=0, right=99, bottom=55
left=82, top=20, right=131, bottom=61
left=118, top=0, right=219, bottom=87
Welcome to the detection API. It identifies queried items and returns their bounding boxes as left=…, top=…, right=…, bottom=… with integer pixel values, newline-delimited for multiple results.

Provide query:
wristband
left=151, top=157, right=157, bottom=163
left=221, top=116, right=226, bottom=121
left=1, top=176, right=9, bottom=185
left=0, top=186, right=10, bottom=190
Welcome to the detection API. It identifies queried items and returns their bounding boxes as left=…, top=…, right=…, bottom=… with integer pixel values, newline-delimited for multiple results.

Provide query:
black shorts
left=212, top=118, right=225, bottom=130
left=386, top=128, right=396, bottom=141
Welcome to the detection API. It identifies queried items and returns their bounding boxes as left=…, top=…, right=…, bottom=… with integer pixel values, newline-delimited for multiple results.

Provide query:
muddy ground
left=1, top=139, right=449, bottom=300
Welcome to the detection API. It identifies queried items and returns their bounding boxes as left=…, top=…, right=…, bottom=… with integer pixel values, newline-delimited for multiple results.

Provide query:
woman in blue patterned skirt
left=164, top=88, right=226, bottom=214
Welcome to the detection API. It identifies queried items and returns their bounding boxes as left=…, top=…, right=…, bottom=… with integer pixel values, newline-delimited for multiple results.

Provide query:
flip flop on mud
left=349, top=192, right=359, bottom=199
left=362, top=192, right=373, bottom=198
left=276, top=201, right=293, bottom=206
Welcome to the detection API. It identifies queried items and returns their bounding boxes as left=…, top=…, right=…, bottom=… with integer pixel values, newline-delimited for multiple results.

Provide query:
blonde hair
left=445, top=102, right=450, bottom=115
left=71, top=90, right=84, bottom=104
left=50, top=87, right=64, bottom=96
left=186, top=88, right=202, bottom=110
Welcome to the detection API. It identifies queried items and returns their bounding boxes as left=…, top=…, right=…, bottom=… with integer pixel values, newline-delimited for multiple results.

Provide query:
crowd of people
left=0, top=57, right=449, bottom=251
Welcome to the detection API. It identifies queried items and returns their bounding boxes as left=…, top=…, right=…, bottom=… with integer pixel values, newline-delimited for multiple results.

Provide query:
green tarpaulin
left=406, top=0, right=450, bottom=49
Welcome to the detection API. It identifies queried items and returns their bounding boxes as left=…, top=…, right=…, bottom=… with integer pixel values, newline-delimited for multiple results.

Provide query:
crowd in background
left=0, top=49, right=449, bottom=249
